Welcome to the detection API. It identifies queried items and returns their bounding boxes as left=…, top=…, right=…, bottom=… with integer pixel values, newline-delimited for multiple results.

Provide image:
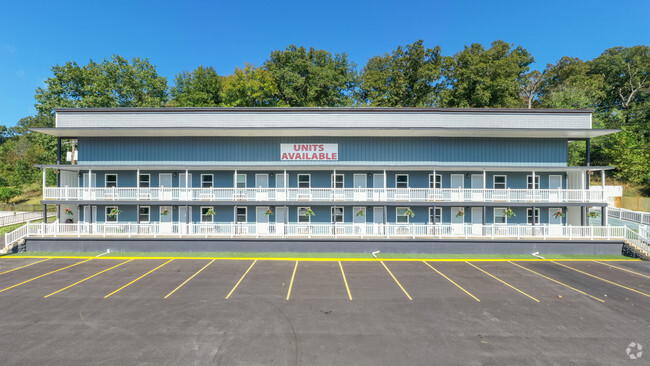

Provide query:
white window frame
left=105, top=206, right=118, bottom=223
left=429, top=207, right=442, bottom=224
left=396, top=207, right=410, bottom=224
left=527, top=208, right=540, bottom=225
left=201, top=174, right=213, bottom=188
left=236, top=207, right=247, bottom=223
left=138, top=174, right=150, bottom=188
left=298, top=207, right=311, bottom=224
left=236, top=174, right=247, bottom=188
left=527, top=175, right=540, bottom=190
left=395, top=174, right=409, bottom=189
left=493, top=207, right=507, bottom=225
left=331, top=174, right=344, bottom=188
left=331, top=207, right=344, bottom=223
left=105, top=174, right=118, bottom=188
left=201, top=206, right=214, bottom=223
left=429, top=174, right=442, bottom=189
left=298, top=174, right=311, bottom=188
left=139, top=206, right=150, bottom=223
left=493, top=175, right=507, bottom=189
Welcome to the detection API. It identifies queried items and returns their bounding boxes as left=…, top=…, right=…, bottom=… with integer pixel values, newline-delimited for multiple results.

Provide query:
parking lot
left=0, top=256, right=648, bottom=365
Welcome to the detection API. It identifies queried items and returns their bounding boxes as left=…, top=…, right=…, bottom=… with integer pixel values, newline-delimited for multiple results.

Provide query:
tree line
left=0, top=40, right=648, bottom=197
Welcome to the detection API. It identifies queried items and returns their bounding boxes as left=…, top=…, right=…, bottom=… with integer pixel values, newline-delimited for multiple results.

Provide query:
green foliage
left=0, top=187, right=23, bottom=204
left=264, top=45, right=357, bottom=106
left=222, top=64, right=285, bottom=107
left=169, top=66, right=223, bottom=107
left=357, top=40, right=442, bottom=106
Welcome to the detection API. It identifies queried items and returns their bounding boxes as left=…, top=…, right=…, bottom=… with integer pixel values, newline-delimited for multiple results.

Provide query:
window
left=298, top=174, right=311, bottom=188
left=331, top=207, right=344, bottom=223
left=331, top=174, right=344, bottom=188
left=201, top=174, right=213, bottom=188
left=298, top=207, right=311, bottom=223
left=139, top=174, right=150, bottom=188
left=106, top=206, right=118, bottom=222
left=396, top=207, right=410, bottom=224
left=429, top=207, right=442, bottom=224
left=429, top=174, right=442, bottom=189
left=139, top=206, right=150, bottom=223
left=493, top=175, right=507, bottom=189
left=527, top=175, right=540, bottom=190
left=236, top=207, right=247, bottom=223
left=201, top=207, right=214, bottom=223
left=236, top=174, right=246, bottom=188
left=494, top=208, right=507, bottom=224
left=105, top=174, right=118, bottom=188
left=527, top=208, right=540, bottom=225
left=396, top=174, right=409, bottom=188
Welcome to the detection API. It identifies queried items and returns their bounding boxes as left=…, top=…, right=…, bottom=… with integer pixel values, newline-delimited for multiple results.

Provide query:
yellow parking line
left=592, top=261, right=650, bottom=280
left=225, top=260, right=257, bottom=299
left=339, top=261, right=352, bottom=300
left=552, top=261, right=650, bottom=298
left=0, top=259, right=93, bottom=294
left=104, top=259, right=173, bottom=298
left=0, top=258, right=51, bottom=275
left=508, top=261, right=604, bottom=302
left=380, top=261, right=412, bottom=300
left=467, top=262, right=540, bottom=302
left=286, top=261, right=299, bottom=300
left=164, top=259, right=215, bottom=299
left=423, top=261, right=480, bottom=302
left=44, top=260, right=132, bottom=298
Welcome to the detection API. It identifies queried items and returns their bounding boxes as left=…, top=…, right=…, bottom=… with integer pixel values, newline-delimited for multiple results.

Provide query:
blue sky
left=1, top=0, right=648, bottom=126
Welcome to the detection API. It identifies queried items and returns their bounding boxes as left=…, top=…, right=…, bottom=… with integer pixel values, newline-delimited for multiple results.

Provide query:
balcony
left=43, top=187, right=605, bottom=203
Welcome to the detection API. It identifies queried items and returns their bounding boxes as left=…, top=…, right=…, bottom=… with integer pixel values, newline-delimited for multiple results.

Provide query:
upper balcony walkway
left=43, top=187, right=606, bottom=204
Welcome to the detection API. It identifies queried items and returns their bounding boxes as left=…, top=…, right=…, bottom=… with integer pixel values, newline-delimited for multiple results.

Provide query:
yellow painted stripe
left=467, top=262, right=540, bottom=303
left=552, top=261, right=650, bottom=298
left=423, top=261, right=480, bottom=302
left=2, top=256, right=641, bottom=262
left=104, top=259, right=173, bottom=298
left=592, top=261, right=650, bottom=280
left=339, top=261, right=353, bottom=300
left=164, top=259, right=215, bottom=299
left=286, top=261, right=299, bottom=300
left=0, top=259, right=93, bottom=294
left=44, top=260, right=132, bottom=298
left=0, top=258, right=51, bottom=275
left=508, top=261, right=604, bottom=302
left=225, top=260, right=257, bottom=299
left=380, top=261, right=412, bottom=301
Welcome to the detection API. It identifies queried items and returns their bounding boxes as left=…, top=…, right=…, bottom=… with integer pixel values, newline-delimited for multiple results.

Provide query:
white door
left=179, top=206, right=192, bottom=234
left=471, top=207, right=483, bottom=235
left=179, top=173, right=192, bottom=200
left=548, top=208, right=562, bottom=236
left=256, top=206, right=269, bottom=234
left=471, top=174, right=484, bottom=201
left=159, top=173, right=172, bottom=200
left=373, top=173, right=385, bottom=200
left=160, top=205, right=173, bottom=233
left=450, top=174, right=464, bottom=201
left=82, top=205, right=97, bottom=234
left=276, top=174, right=286, bottom=201
left=276, top=207, right=287, bottom=235
left=451, top=207, right=464, bottom=234
left=373, top=207, right=384, bottom=235
left=82, top=173, right=97, bottom=200
left=549, top=175, right=563, bottom=202
left=354, top=174, right=367, bottom=201
left=353, top=206, right=366, bottom=235
left=255, top=174, right=269, bottom=200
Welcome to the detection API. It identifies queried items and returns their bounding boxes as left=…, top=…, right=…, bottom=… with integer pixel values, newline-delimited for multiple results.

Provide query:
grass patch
left=2, top=251, right=636, bottom=260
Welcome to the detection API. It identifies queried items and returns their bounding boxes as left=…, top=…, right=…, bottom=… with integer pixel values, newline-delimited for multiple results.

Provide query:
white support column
left=383, top=170, right=387, bottom=188
left=432, top=169, right=436, bottom=188
left=601, top=169, right=605, bottom=190
left=42, top=168, right=46, bottom=193
left=333, top=169, right=336, bottom=188
left=136, top=168, right=140, bottom=189
left=482, top=169, right=486, bottom=189
left=234, top=169, right=237, bottom=187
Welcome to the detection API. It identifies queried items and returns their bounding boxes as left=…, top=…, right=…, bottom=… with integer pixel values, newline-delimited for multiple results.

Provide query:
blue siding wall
left=79, top=137, right=568, bottom=166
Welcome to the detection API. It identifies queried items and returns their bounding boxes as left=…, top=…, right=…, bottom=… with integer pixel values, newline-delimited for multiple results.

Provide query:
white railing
left=0, top=212, right=44, bottom=227
left=624, top=226, right=650, bottom=256
left=4, top=224, right=29, bottom=249
left=13, top=222, right=626, bottom=241
left=608, top=207, right=650, bottom=225
left=44, top=187, right=605, bottom=203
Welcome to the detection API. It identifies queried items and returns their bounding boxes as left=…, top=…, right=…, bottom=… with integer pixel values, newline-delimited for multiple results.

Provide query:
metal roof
left=53, top=107, right=596, bottom=114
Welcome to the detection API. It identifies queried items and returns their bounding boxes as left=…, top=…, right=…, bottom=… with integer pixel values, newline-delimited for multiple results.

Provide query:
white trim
left=139, top=206, right=150, bottom=223
left=105, top=173, right=118, bottom=188
left=527, top=175, right=540, bottom=190
left=297, top=206, right=311, bottom=224
left=527, top=208, right=541, bottom=225
left=236, top=173, right=247, bottom=188
left=353, top=173, right=367, bottom=188
left=138, top=173, right=150, bottom=188
left=429, top=174, right=442, bottom=189
left=428, top=207, right=442, bottom=224
left=331, top=173, right=344, bottom=188
left=200, top=206, right=214, bottom=223
left=331, top=207, right=344, bottom=223
left=235, top=206, right=247, bottom=223
left=396, top=206, right=410, bottom=224
left=493, top=207, right=507, bottom=225
left=201, top=174, right=214, bottom=188
left=158, top=173, right=172, bottom=188
left=493, top=175, right=507, bottom=189
left=254, top=173, right=269, bottom=188
left=450, top=174, right=464, bottom=189
left=549, top=174, right=563, bottom=189
left=105, top=205, right=118, bottom=222
left=395, top=174, right=409, bottom=188
left=297, top=174, right=311, bottom=188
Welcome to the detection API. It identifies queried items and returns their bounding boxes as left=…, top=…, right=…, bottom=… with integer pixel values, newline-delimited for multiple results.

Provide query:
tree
left=440, top=40, right=534, bottom=108
left=35, top=55, right=168, bottom=115
left=264, top=45, right=356, bottom=106
left=356, top=40, right=443, bottom=107
left=222, top=64, right=285, bottom=107
left=0, top=187, right=23, bottom=203
left=520, top=70, right=544, bottom=109
left=169, top=66, right=223, bottom=107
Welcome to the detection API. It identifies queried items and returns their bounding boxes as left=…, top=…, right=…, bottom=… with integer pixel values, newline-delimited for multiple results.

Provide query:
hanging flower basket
left=160, top=209, right=170, bottom=216
left=64, top=208, right=74, bottom=216
left=455, top=209, right=465, bottom=218
left=205, top=208, right=216, bottom=216
left=304, top=208, right=315, bottom=217
left=586, top=211, right=600, bottom=218
left=108, top=208, right=122, bottom=218
left=356, top=209, right=365, bottom=217
left=265, top=208, right=274, bottom=216
left=504, top=208, right=516, bottom=218
left=404, top=209, right=415, bottom=218
left=553, top=210, right=566, bottom=219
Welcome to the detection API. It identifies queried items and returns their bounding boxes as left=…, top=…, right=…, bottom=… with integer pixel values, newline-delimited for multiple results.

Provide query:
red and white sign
left=281, top=144, right=338, bottom=160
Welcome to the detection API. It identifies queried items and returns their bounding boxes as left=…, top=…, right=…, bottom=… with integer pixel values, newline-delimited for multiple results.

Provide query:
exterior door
left=353, top=174, right=367, bottom=201
left=470, top=174, right=484, bottom=201
left=373, top=173, right=385, bottom=200
left=83, top=205, right=97, bottom=224
left=276, top=207, right=287, bottom=235
left=179, top=206, right=192, bottom=234
left=549, top=175, right=563, bottom=202
left=451, top=207, right=464, bottom=234
left=549, top=208, right=562, bottom=236
left=471, top=207, right=483, bottom=235
left=159, top=173, right=172, bottom=200
left=160, top=205, right=173, bottom=233
left=450, top=174, right=464, bottom=200
left=256, top=206, right=269, bottom=234
left=353, top=206, right=366, bottom=235
left=179, top=173, right=192, bottom=200
left=82, top=173, right=97, bottom=200
left=276, top=174, right=286, bottom=201
left=255, top=174, right=269, bottom=200
left=373, top=207, right=384, bottom=235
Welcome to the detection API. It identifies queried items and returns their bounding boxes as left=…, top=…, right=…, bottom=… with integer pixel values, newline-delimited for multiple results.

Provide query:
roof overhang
left=30, top=127, right=619, bottom=139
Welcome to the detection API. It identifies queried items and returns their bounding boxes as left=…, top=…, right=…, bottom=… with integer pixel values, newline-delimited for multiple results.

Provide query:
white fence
left=608, top=207, right=650, bottom=225
left=0, top=212, right=45, bottom=227
left=44, top=187, right=605, bottom=203
left=624, top=226, right=650, bottom=256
